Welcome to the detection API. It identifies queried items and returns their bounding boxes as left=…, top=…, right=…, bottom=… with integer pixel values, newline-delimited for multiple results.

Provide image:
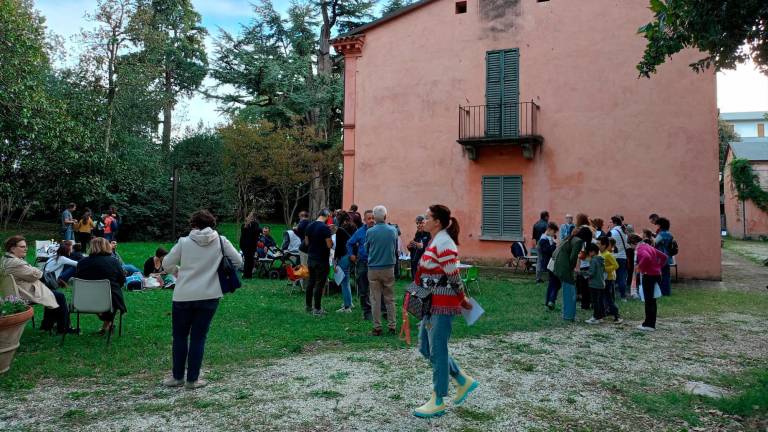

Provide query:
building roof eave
left=331, top=0, right=440, bottom=42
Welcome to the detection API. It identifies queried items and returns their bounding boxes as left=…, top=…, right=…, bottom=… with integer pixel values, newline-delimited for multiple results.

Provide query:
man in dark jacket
left=532, top=210, right=550, bottom=281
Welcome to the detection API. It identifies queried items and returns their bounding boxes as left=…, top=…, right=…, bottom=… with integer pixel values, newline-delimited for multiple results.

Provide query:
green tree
left=637, top=0, right=768, bottom=77
left=130, top=0, right=208, bottom=153
left=220, top=119, right=322, bottom=225
left=170, top=130, right=236, bottom=221
left=80, top=0, right=136, bottom=151
left=381, top=0, right=411, bottom=16
left=212, top=0, right=373, bottom=215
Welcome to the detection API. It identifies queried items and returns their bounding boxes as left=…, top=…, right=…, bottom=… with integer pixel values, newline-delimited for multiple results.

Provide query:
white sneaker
left=336, top=306, right=352, bottom=313
left=636, top=325, right=655, bottom=332
left=585, top=317, right=601, bottom=325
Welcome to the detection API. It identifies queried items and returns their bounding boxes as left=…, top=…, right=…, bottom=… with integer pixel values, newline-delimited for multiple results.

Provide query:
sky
left=34, top=0, right=768, bottom=135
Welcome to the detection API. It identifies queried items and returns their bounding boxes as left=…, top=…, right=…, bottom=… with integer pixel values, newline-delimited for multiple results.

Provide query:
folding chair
left=461, top=266, right=480, bottom=295
left=285, top=265, right=303, bottom=294
left=510, top=242, right=537, bottom=273
left=63, top=278, right=123, bottom=345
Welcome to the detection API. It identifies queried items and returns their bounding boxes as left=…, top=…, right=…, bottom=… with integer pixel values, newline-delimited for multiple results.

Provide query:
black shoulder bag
left=217, top=236, right=241, bottom=294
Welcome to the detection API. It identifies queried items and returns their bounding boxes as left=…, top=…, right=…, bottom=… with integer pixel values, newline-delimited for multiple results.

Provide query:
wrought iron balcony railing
left=458, top=101, right=540, bottom=142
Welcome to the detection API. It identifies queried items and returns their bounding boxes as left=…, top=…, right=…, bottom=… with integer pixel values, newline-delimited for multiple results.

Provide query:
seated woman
left=2, top=235, right=74, bottom=334
left=75, top=237, right=127, bottom=335
left=144, top=247, right=168, bottom=276
left=44, top=241, right=79, bottom=285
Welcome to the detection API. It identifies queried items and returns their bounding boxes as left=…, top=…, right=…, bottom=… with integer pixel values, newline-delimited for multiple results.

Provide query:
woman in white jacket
left=161, top=210, right=243, bottom=389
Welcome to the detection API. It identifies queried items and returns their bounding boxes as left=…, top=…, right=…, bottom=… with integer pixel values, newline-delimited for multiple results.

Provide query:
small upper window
left=455, top=1, right=467, bottom=14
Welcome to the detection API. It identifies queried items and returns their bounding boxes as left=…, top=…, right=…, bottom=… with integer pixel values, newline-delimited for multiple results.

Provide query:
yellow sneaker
left=413, top=392, right=446, bottom=418
left=452, top=373, right=479, bottom=406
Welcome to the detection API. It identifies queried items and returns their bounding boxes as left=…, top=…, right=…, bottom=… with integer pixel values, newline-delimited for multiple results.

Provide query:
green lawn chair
left=461, top=266, right=480, bottom=295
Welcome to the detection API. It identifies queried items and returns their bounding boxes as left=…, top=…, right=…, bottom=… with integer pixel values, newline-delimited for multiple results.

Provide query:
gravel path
left=1, top=312, right=765, bottom=432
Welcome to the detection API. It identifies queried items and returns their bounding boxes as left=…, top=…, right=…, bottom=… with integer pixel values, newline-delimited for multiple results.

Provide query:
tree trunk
left=162, top=67, right=173, bottom=153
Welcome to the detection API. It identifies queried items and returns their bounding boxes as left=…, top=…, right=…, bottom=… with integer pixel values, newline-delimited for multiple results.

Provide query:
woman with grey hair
left=407, top=215, right=431, bottom=279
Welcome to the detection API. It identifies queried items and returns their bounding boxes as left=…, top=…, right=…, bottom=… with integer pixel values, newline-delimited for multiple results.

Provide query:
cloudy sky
left=35, top=0, right=768, bottom=134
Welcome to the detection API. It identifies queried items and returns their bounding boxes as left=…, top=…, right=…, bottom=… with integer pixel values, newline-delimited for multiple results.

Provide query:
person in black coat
left=239, top=212, right=261, bottom=279
left=75, top=237, right=126, bottom=335
left=407, top=215, right=431, bottom=279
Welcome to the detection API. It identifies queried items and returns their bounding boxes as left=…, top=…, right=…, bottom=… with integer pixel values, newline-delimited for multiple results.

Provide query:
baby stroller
left=263, top=247, right=299, bottom=279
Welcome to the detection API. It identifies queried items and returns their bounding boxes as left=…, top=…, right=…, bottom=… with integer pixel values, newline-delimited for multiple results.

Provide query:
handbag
left=547, top=244, right=561, bottom=272
left=403, top=282, right=432, bottom=320
left=400, top=281, right=433, bottom=345
left=217, top=236, right=241, bottom=294
left=40, top=260, right=59, bottom=290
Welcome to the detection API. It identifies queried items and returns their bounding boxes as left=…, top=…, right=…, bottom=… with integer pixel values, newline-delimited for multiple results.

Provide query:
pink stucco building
left=332, top=0, right=720, bottom=279
left=724, top=139, right=768, bottom=238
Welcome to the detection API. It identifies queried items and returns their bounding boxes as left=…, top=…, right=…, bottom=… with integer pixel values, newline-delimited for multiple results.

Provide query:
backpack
left=40, top=260, right=59, bottom=290
left=668, top=238, right=679, bottom=257
left=110, top=218, right=119, bottom=233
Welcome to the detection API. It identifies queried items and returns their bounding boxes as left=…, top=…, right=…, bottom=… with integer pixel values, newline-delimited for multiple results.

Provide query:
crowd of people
left=1, top=202, right=680, bottom=418
left=533, top=211, right=677, bottom=331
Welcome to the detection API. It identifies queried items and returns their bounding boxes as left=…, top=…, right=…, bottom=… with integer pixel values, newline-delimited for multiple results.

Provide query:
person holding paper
left=412, top=204, right=478, bottom=419
left=334, top=211, right=356, bottom=313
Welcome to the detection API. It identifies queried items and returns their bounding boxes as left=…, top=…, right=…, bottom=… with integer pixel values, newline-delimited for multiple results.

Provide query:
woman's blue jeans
left=419, top=314, right=464, bottom=397
left=339, top=255, right=352, bottom=308
left=172, top=299, right=219, bottom=382
left=561, top=281, right=577, bottom=321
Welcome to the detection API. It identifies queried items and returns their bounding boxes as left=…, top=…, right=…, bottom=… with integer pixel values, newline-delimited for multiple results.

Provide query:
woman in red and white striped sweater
left=412, top=204, right=479, bottom=418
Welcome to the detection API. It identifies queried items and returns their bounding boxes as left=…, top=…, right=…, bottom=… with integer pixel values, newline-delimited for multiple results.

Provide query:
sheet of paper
left=334, top=265, right=345, bottom=285
left=461, top=297, right=484, bottom=326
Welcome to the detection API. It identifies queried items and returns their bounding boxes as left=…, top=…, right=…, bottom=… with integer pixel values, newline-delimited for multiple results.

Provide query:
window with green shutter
left=481, top=175, right=523, bottom=240
left=486, top=49, right=519, bottom=138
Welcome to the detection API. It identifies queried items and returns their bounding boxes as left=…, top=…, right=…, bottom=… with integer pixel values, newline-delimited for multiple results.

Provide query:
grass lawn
left=2, top=223, right=768, bottom=428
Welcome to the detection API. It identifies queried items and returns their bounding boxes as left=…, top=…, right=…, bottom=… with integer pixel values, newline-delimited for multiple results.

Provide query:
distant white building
left=720, top=111, right=768, bottom=138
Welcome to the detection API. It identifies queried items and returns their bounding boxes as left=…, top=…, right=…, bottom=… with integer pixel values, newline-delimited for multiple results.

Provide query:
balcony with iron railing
left=457, top=101, right=543, bottom=160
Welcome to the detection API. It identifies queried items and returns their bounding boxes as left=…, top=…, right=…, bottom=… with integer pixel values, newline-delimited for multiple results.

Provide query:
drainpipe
left=742, top=199, right=747, bottom=239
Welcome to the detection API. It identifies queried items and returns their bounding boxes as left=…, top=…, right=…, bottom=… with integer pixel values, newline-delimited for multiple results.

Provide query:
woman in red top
left=412, top=205, right=477, bottom=418
left=629, top=233, right=668, bottom=331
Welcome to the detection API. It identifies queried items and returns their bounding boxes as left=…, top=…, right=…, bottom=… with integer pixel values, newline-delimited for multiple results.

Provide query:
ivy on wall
left=730, top=158, right=768, bottom=212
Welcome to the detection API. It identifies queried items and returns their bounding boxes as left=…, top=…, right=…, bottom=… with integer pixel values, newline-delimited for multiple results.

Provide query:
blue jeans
left=123, top=264, right=141, bottom=275
left=545, top=271, right=561, bottom=305
left=63, top=227, right=74, bottom=241
left=339, top=255, right=352, bottom=308
left=561, top=281, right=576, bottom=321
left=172, top=299, right=219, bottom=382
left=660, top=264, right=671, bottom=296
left=419, top=314, right=464, bottom=397
left=615, top=258, right=628, bottom=298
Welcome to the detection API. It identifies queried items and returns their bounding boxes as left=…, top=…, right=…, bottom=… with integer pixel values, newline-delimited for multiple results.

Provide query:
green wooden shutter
left=482, top=175, right=523, bottom=239
left=485, top=49, right=519, bottom=138
left=501, top=176, right=522, bottom=237
left=485, top=52, right=502, bottom=137
left=502, top=49, right=519, bottom=137
left=481, top=176, right=502, bottom=237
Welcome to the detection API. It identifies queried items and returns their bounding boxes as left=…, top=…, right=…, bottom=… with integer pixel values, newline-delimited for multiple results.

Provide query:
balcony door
left=486, top=49, right=519, bottom=138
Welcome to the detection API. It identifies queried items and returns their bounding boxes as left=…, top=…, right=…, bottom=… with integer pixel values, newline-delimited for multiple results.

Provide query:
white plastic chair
left=64, top=278, right=123, bottom=344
